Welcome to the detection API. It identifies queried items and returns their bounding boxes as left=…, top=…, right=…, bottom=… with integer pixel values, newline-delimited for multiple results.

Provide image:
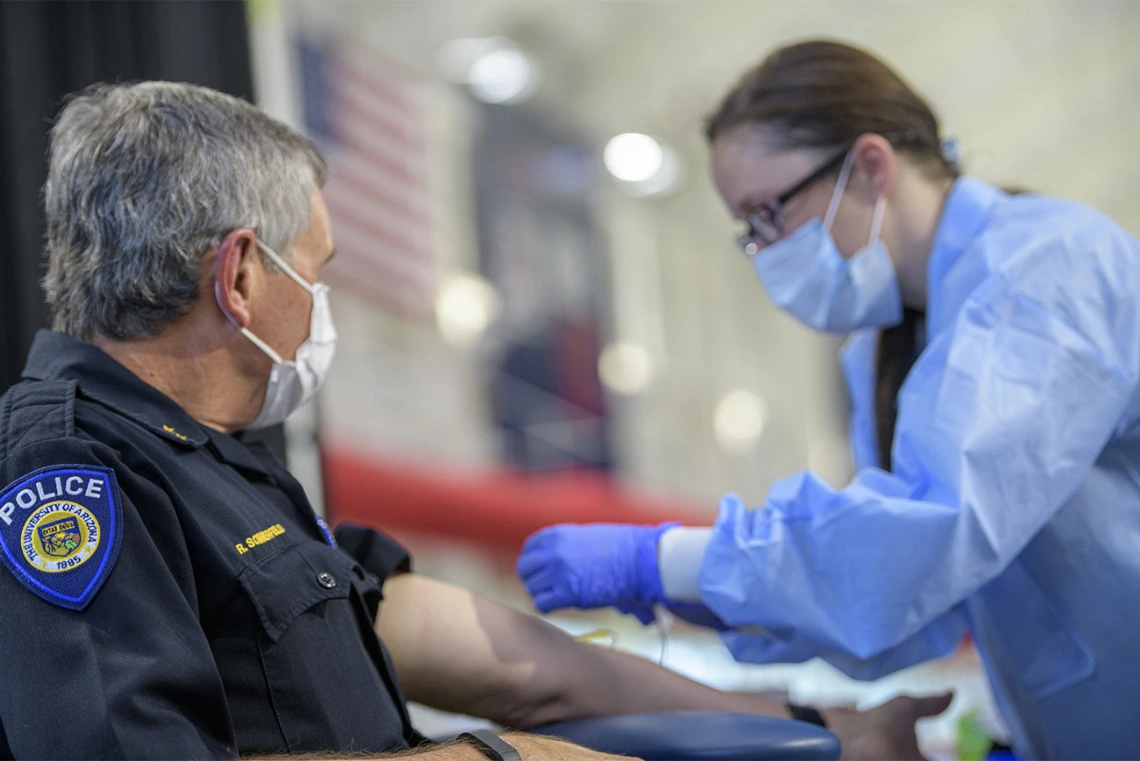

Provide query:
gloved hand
left=517, top=522, right=679, bottom=617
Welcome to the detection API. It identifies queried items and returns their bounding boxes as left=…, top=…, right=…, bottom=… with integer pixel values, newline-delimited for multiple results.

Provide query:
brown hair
left=707, top=40, right=955, bottom=471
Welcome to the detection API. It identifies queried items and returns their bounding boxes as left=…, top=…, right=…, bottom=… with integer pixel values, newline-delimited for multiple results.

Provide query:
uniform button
left=316, top=572, right=337, bottom=589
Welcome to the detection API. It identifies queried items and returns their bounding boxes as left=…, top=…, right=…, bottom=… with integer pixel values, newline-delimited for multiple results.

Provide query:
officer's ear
left=214, top=229, right=260, bottom=328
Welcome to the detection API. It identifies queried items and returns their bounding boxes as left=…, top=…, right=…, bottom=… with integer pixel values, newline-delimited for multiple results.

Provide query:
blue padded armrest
left=535, top=711, right=841, bottom=761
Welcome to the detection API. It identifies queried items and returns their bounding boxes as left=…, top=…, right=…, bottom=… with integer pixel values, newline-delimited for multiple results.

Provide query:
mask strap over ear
left=257, top=240, right=317, bottom=296
left=869, top=194, right=887, bottom=246
left=215, top=275, right=286, bottom=365
left=238, top=327, right=285, bottom=364
left=823, top=149, right=857, bottom=231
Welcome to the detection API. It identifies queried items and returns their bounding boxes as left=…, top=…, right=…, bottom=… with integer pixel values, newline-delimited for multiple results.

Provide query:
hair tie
left=940, top=136, right=962, bottom=167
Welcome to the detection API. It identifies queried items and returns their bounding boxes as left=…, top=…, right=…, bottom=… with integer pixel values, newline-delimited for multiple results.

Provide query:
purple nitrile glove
left=517, top=522, right=680, bottom=617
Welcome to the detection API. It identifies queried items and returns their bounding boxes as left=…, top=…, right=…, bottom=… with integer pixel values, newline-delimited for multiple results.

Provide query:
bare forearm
left=414, top=734, right=619, bottom=761
left=375, top=574, right=788, bottom=730
left=375, top=575, right=567, bottom=727
left=525, top=641, right=790, bottom=728
left=242, top=743, right=485, bottom=760
left=245, top=733, right=623, bottom=761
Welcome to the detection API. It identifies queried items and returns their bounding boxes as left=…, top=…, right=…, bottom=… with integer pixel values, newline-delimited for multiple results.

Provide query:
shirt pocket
left=239, top=540, right=400, bottom=753
left=239, top=540, right=355, bottom=642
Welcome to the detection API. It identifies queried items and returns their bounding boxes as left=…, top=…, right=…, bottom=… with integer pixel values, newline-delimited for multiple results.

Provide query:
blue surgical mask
left=751, top=151, right=902, bottom=334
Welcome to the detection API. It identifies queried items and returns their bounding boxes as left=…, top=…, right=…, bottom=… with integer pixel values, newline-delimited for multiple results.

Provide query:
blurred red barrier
left=321, top=443, right=704, bottom=557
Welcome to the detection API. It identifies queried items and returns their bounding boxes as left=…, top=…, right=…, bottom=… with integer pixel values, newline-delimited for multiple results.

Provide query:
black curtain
left=0, top=0, right=254, bottom=391
left=0, top=0, right=285, bottom=460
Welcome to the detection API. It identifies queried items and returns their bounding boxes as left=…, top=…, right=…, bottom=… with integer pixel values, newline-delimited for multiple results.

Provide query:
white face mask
left=750, top=151, right=903, bottom=334
left=216, top=240, right=337, bottom=430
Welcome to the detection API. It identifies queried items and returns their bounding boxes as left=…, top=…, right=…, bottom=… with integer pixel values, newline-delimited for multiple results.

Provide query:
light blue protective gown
left=699, top=179, right=1140, bottom=759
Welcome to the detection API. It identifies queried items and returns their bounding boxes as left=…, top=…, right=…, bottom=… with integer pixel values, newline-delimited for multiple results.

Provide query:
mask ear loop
left=257, top=240, right=318, bottom=296
left=822, top=149, right=857, bottom=232
left=215, top=276, right=286, bottom=364
left=868, top=194, right=887, bottom=246
left=238, top=326, right=286, bottom=364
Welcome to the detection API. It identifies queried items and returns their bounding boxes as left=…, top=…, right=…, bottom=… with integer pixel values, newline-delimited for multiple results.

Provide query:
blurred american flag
left=298, top=36, right=436, bottom=320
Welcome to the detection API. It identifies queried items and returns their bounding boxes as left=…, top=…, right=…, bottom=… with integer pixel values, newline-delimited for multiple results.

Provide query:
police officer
left=0, top=81, right=944, bottom=760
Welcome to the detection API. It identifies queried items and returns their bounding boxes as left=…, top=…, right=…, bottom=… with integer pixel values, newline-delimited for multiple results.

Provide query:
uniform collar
left=926, top=177, right=1004, bottom=332
left=22, top=330, right=210, bottom=447
left=205, top=428, right=276, bottom=478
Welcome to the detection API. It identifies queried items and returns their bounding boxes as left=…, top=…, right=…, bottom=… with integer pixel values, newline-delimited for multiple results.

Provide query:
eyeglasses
left=735, top=145, right=852, bottom=257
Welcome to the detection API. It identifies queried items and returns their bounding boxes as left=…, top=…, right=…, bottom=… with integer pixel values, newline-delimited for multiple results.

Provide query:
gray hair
left=43, top=81, right=327, bottom=340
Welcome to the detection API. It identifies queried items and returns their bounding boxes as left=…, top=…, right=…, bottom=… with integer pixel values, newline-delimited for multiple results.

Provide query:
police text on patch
left=1, top=475, right=105, bottom=526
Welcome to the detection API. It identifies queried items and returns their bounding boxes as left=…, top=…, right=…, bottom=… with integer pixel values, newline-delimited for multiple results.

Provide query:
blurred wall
left=269, top=0, right=1140, bottom=520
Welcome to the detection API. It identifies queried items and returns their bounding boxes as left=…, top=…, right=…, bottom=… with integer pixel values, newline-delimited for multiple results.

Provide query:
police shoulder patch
left=0, top=465, right=123, bottom=611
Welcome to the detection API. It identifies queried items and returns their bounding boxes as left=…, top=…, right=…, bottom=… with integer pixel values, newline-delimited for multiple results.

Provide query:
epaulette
left=0, top=379, right=78, bottom=461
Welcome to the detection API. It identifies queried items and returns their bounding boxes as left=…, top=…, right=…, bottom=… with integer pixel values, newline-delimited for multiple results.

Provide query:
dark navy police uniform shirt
left=0, top=331, right=422, bottom=759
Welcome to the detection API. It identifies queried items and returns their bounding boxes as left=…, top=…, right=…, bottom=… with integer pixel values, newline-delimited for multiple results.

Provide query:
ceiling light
left=438, top=37, right=538, bottom=105
left=604, top=133, right=664, bottom=183
left=436, top=272, right=500, bottom=347
left=598, top=342, right=655, bottom=395
left=603, top=133, right=682, bottom=197
left=714, top=390, right=769, bottom=453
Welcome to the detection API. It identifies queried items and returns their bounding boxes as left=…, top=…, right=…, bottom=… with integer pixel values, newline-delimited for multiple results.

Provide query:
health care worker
left=517, top=40, right=1140, bottom=759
